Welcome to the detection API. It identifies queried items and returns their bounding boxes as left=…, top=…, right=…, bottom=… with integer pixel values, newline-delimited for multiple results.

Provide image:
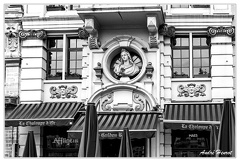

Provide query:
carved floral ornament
left=177, top=83, right=206, bottom=97
left=207, top=26, right=235, bottom=38
left=49, top=85, right=78, bottom=99
left=19, top=30, right=47, bottom=40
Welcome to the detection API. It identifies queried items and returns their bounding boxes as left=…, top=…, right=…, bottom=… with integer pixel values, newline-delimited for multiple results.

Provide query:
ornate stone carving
left=177, top=83, right=206, bottom=97
left=93, top=62, right=103, bottom=79
left=207, top=26, right=235, bottom=38
left=133, top=92, right=145, bottom=111
left=78, top=27, right=89, bottom=39
left=50, top=85, right=78, bottom=99
left=84, top=17, right=101, bottom=49
left=146, top=62, right=154, bottom=79
left=147, top=15, right=159, bottom=48
left=19, top=30, right=47, bottom=40
left=101, top=93, right=113, bottom=111
left=5, top=23, right=20, bottom=58
left=159, top=24, right=175, bottom=38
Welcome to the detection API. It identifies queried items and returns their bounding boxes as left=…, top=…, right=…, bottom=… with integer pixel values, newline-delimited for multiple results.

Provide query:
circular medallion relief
left=110, top=48, right=143, bottom=80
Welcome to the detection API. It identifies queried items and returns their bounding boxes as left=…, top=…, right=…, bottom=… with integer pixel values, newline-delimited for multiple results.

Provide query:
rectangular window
left=172, top=34, right=210, bottom=78
left=47, top=36, right=82, bottom=80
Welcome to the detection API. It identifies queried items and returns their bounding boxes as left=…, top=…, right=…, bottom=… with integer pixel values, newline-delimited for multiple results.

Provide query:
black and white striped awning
left=5, top=102, right=84, bottom=127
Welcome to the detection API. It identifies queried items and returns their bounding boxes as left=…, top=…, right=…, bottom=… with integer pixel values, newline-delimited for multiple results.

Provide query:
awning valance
left=68, top=112, right=160, bottom=138
left=164, top=103, right=225, bottom=130
left=5, top=102, right=84, bottom=127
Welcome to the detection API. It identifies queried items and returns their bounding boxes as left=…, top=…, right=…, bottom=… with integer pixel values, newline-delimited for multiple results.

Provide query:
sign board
left=164, top=123, right=219, bottom=130
left=5, top=67, right=19, bottom=96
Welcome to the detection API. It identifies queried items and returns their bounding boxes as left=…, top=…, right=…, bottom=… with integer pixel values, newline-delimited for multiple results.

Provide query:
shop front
left=163, top=103, right=223, bottom=157
left=5, top=102, right=84, bottom=157
left=68, top=111, right=161, bottom=157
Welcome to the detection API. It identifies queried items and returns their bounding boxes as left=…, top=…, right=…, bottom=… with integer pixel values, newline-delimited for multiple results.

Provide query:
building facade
left=4, top=4, right=236, bottom=157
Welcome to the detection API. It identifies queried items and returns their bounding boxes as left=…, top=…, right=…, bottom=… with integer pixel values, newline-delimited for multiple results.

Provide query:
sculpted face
left=121, top=52, right=129, bottom=61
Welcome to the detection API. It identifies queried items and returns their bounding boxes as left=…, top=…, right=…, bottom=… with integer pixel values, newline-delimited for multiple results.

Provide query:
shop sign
left=181, top=124, right=219, bottom=130
left=99, top=132, right=123, bottom=138
left=53, top=137, right=79, bottom=145
left=5, top=67, right=19, bottom=96
left=19, top=120, right=56, bottom=126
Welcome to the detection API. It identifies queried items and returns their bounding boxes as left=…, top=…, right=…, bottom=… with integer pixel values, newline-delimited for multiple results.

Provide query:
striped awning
left=164, top=103, right=225, bottom=130
left=5, top=102, right=84, bottom=127
left=68, top=112, right=160, bottom=138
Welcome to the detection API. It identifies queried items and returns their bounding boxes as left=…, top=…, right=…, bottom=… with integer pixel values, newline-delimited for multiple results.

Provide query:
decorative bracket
left=84, top=17, right=101, bottom=49
left=159, top=24, right=175, bottom=38
left=147, top=15, right=159, bottom=48
left=78, top=27, right=89, bottom=39
left=207, top=26, right=235, bottom=38
left=19, top=30, right=47, bottom=40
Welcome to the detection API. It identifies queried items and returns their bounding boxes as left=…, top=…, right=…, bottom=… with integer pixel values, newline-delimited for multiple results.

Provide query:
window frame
left=171, top=32, right=211, bottom=79
left=46, top=34, right=83, bottom=80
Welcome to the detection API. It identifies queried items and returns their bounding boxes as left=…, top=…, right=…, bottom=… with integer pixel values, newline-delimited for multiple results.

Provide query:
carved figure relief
left=50, top=85, right=78, bottom=99
left=5, top=23, right=20, bottom=57
left=177, top=83, right=206, bottom=97
left=113, top=49, right=140, bottom=78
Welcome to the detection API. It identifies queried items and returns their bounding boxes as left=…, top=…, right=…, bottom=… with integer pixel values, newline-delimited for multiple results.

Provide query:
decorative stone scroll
left=19, top=30, right=47, bottom=40
left=177, top=83, right=206, bottom=97
left=101, top=93, right=114, bottom=111
left=84, top=17, right=101, bottom=49
left=50, top=85, right=78, bottom=99
left=78, top=27, right=89, bottom=39
left=207, top=26, right=235, bottom=38
left=159, top=24, right=175, bottom=38
left=133, top=92, right=145, bottom=111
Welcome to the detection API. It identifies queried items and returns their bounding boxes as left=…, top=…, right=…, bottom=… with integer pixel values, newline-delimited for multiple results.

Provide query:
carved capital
left=207, top=26, right=235, bottom=38
left=159, top=24, right=175, bottom=38
left=19, top=30, right=47, bottom=40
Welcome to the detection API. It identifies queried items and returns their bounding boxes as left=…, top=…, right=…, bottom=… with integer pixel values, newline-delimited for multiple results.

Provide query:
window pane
left=202, top=67, right=209, bottom=74
left=173, top=59, right=181, bottom=67
left=202, top=58, right=209, bottom=66
left=182, top=68, right=189, bottom=77
left=77, top=39, right=82, bottom=48
left=182, top=59, right=189, bottom=67
left=50, top=61, right=56, bottom=69
left=202, top=49, right=209, bottom=58
left=181, top=38, right=189, bottom=46
left=171, top=5, right=181, bottom=8
left=70, top=39, right=76, bottom=48
left=193, top=50, right=200, bottom=58
left=77, top=51, right=82, bottom=59
left=201, top=37, right=207, bottom=46
left=173, top=50, right=181, bottom=58
left=193, top=38, right=200, bottom=46
left=70, top=61, right=76, bottom=68
left=57, top=52, right=63, bottom=60
left=50, top=70, right=56, bottom=75
left=77, top=69, right=82, bottom=75
left=173, top=68, right=181, bottom=76
left=182, top=50, right=189, bottom=58
left=56, top=61, right=62, bottom=68
left=51, top=52, right=56, bottom=60
left=70, top=52, right=77, bottom=60
left=70, top=69, right=76, bottom=74
left=175, top=38, right=181, bottom=46
left=57, top=39, right=63, bottom=48
left=193, top=68, right=200, bottom=75
left=77, top=61, right=82, bottom=68
left=193, top=59, right=201, bottom=67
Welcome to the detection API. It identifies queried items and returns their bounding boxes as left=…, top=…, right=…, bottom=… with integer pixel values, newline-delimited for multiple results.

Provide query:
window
left=47, top=35, right=83, bottom=80
left=172, top=34, right=210, bottom=78
left=171, top=5, right=210, bottom=8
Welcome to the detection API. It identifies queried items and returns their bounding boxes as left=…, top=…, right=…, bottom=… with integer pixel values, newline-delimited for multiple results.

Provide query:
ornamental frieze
left=19, top=29, right=47, bottom=40
left=207, top=26, right=235, bottom=38
left=50, top=85, right=78, bottom=99
left=177, top=83, right=206, bottom=97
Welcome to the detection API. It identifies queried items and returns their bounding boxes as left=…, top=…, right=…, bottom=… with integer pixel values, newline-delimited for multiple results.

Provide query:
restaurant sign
left=19, top=120, right=56, bottom=126
left=165, top=123, right=219, bottom=130
left=99, top=132, right=123, bottom=139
